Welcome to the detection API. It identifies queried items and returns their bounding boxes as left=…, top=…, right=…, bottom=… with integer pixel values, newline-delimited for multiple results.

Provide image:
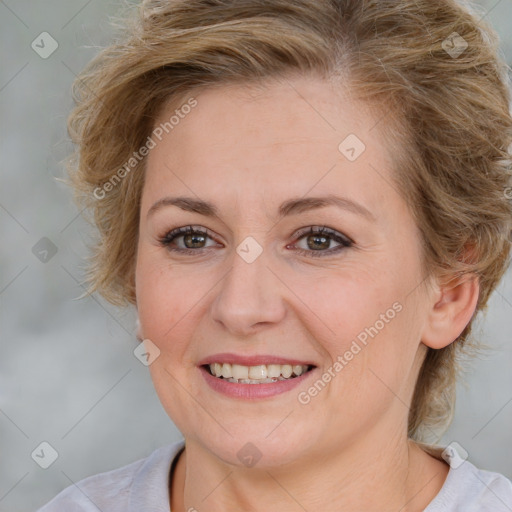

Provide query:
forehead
left=143, top=76, right=401, bottom=221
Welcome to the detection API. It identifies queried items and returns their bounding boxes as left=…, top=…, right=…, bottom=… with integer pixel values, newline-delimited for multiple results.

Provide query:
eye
left=290, top=226, right=353, bottom=258
left=159, top=225, right=219, bottom=255
left=159, top=225, right=353, bottom=258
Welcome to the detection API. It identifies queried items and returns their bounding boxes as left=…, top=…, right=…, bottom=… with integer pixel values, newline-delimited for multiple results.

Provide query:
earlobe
left=421, top=274, right=480, bottom=350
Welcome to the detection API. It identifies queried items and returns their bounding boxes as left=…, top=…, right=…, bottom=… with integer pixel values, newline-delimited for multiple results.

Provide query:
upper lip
left=198, top=353, right=317, bottom=367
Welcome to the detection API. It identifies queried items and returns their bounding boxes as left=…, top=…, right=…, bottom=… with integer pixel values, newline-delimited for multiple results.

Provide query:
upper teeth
left=209, top=363, right=309, bottom=380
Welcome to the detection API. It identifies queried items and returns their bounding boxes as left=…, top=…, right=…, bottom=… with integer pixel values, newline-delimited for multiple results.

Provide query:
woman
left=38, top=0, right=512, bottom=510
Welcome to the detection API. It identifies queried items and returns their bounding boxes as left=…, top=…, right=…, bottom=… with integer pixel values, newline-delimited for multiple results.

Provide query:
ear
left=421, top=273, right=480, bottom=349
left=135, top=314, right=144, bottom=342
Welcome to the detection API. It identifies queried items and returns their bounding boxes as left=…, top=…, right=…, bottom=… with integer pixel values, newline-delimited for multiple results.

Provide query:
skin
left=135, top=74, right=479, bottom=511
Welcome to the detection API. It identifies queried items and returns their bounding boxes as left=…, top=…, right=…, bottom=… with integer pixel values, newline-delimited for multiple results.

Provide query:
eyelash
left=158, top=225, right=353, bottom=258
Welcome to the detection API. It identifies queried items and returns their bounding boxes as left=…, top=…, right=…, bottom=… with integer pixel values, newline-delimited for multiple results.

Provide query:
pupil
left=308, top=235, right=329, bottom=250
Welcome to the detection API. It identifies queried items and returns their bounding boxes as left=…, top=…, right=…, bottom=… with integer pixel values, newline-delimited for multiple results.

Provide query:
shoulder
left=424, top=444, right=512, bottom=512
left=36, top=439, right=185, bottom=512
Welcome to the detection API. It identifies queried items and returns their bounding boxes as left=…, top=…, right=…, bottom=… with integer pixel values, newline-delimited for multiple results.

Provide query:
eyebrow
left=147, top=195, right=376, bottom=222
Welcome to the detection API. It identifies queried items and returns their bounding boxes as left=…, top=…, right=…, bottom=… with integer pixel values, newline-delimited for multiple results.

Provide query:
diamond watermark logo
left=31, top=441, right=59, bottom=469
left=441, top=441, right=468, bottom=469
left=134, top=338, right=161, bottom=366
left=442, top=32, right=468, bottom=59
left=338, top=134, right=366, bottom=162
left=32, top=237, right=58, bottom=263
left=236, top=236, right=263, bottom=263
left=237, top=442, right=262, bottom=468
left=31, top=32, right=59, bottom=59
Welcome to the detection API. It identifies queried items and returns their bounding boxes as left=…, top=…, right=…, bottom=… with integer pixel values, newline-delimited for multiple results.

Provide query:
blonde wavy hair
left=67, top=0, right=512, bottom=442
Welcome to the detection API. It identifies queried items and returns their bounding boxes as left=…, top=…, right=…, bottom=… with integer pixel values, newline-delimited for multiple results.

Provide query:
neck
left=170, top=425, right=449, bottom=512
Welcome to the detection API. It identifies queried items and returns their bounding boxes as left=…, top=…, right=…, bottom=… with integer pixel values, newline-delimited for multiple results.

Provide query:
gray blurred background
left=1, top=1, right=511, bottom=510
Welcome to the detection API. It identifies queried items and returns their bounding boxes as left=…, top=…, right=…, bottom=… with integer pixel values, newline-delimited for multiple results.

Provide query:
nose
left=210, top=243, right=286, bottom=336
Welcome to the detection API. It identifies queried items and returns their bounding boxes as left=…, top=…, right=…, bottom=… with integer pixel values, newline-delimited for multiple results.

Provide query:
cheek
left=292, top=263, right=402, bottom=352
left=135, top=249, right=222, bottom=367
left=297, top=262, right=420, bottom=390
left=135, top=253, right=191, bottom=353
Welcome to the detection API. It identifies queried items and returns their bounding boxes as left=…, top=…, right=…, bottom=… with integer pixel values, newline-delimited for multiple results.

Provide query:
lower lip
left=199, top=366, right=315, bottom=399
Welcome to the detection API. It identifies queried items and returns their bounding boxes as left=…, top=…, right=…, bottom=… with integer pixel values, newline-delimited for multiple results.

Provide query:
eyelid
left=158, top=225, right=219, bottom=247
left=292, top=225, right=354, bottom=245
left=288, top=226, right=353, bottom=258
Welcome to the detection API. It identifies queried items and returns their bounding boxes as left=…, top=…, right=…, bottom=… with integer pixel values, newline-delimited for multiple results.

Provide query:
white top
left=37, top=439, right=512, bottom=511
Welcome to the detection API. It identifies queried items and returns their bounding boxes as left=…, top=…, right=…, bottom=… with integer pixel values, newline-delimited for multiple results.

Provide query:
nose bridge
left=211, top=237, right=285, bottom=333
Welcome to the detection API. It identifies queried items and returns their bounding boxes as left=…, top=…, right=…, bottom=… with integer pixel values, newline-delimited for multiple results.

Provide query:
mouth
left=202, top=362, right=316, bottom=384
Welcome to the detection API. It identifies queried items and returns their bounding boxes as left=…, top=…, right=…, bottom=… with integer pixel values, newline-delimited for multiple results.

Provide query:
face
left=135, top=75, right=433, bottom=468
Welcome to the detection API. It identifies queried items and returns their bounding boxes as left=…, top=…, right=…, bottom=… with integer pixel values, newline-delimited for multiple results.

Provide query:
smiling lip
left=199, top=365, right=316, bottom=399
left=197, top=353, right=317, bottom=400
left=197, top=353, right=316, bottom=367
